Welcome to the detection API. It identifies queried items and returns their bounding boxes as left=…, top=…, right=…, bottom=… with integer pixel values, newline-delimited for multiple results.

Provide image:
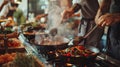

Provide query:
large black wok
left=30, top=36, right=70, bottom=57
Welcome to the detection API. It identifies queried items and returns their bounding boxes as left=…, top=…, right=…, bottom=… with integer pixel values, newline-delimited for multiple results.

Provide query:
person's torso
left=6, top=10, right=16, bottom=17
left=109, top=0, right=120, bottom=40
left=79, top=0, right=99, bottom=19
left=107, top=0, right=120, bottom=60
left=110, top=0, right=120, bottom=13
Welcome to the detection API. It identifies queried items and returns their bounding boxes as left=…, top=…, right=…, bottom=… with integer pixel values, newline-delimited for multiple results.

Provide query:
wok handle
left=83, top=25, right=99, bottom=38
left=73, top=25, right=99, bottom=45
left=68, top=25, right=99, bottom=46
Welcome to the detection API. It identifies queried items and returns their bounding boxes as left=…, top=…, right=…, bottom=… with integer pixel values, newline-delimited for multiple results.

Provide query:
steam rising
left=46, top=1, right=63, bottom=30
left=34, top=1, right=78, bottom=45
left=46, top=1, right=75, bottom=37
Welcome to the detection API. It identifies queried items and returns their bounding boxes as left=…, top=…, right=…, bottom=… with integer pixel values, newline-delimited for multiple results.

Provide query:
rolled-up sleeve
left=72, top=0, right=81, bottom=5
left=0, top=4, right=9, bottom=18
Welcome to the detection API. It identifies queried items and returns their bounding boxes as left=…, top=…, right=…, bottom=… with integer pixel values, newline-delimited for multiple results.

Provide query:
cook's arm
left=62, top=3, right=81, bottom=20
left=96, top=0, right=120, bottom=26
left=0, top=0, right=9, bottom=11
left=95, top=0, right=111, bottom=22
left=0, top=5, right=9, bottom=18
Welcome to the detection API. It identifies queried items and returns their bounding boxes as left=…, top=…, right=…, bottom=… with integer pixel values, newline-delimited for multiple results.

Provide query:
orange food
left=7, top=38, right=21, bottom=47
left=0, top=38, right=21, bottom=48
left=0, top=53, right=16, bottom=64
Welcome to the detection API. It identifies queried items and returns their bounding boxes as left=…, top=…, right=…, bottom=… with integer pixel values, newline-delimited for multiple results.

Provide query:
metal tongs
left=68, top=25, right=99, bottom=46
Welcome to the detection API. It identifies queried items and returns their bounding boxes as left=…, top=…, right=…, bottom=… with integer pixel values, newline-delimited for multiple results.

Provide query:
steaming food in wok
left=40, top=39, right=64, bottom=45
left=32, top=35, right=69, bottom=45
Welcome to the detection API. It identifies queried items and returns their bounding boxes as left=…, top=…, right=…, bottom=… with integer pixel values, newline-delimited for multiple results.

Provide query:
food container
left=0, top=38, right=26, bottom=54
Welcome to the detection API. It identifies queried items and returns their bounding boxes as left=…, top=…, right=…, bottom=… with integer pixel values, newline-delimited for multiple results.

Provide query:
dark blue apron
left=6, top=10, right=15, bottom=17
left=107, top=0, right=120, bottom=60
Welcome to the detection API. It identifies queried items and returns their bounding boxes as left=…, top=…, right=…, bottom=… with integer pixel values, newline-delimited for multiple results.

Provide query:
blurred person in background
left=0, top=0, right=25, bottom=26
left=0, top=0, right=19, bottom=18
left=95, top=0, right=120, bottom=60
left=62, top=0, right=104, bottom=48
left=13, top=7, right=26, bottom=26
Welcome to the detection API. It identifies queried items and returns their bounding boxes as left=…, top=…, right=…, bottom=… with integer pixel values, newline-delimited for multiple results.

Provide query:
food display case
left=0, top=26, right=26, bottom=53
left=0, top=21, right=44, bottom=67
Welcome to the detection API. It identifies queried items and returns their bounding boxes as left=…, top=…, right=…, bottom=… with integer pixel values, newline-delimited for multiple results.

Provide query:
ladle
left=49, top=28, right=58, bottom=37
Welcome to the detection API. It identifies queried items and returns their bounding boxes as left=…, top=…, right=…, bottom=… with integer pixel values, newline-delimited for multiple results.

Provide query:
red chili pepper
left=78, top=45, right=85, bottom=50
left=67, top=52, right=71, bottom=56
left=84, top=54, right=89, bottom=57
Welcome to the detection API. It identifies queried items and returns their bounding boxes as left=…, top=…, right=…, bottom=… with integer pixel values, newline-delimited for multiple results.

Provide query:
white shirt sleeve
left=0, top=4, right=9, bottom=18
left=72, top=0, right=81, bottom=5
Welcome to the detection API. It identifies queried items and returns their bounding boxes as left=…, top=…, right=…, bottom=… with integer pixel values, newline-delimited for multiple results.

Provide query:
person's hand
left=96, top=13, right=117, bottom=27
left=61, top=9, right=74, bottom=21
